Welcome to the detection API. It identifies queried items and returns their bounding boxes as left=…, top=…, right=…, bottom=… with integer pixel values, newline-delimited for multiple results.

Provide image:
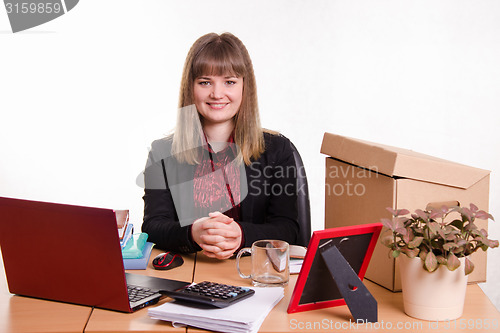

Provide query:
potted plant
left=380, top=203, right=498, bottom=321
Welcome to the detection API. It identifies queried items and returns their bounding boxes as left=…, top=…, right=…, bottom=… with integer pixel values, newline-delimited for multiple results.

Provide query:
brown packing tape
left=426, top=201, right=460, bottom=210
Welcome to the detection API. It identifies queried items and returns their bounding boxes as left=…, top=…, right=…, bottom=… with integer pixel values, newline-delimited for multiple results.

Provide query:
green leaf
left=387, top=207, right=410, bottom=217
left=443, top=242, right=458, bottom=251
left=446, top=253, right=460, bottom=271
left=445, top=233, right=458, bottom=241
left=424, top=251, right=438, bottom=272
left=428, top=222, right=440, bottom=235
left=394, top=216, right=408, bottom=230
left=415, top=209, right=429, bottom=221
left=471, top=230, right=485, bottom=239
left=386, top=207, right=397, bottom=216
left=408, top=236, right=424, bottom=249
left=461, top=208, right=473, bottom=222
left=419, top=248, right=428, bottom=260
left=465, top=222, right=478, bottom=231
left=395, top=228, right=408, bottom=236
left=436, top=255, right=447, bottom=265
left=464, top=257, right=474, bottom=275
left=430, top=210, right=445, bottom=220
left=450, top=219, right=464, bottom=231
left=392, top=250, right=401, bottom=258
left=403, top=229, right=415, bottom=244
left=380, top=234, right=394, bottom=247
left=401, top=248, right=419, bottom=259
left=465, top=243, right=475, bottom=255
left=475, top=210, right=491, bottom=220
left=381, top=218, right=393, bottom=229
left=397, top=208, right=410, bottom=216
left=437, top=228, right=446, bottom=239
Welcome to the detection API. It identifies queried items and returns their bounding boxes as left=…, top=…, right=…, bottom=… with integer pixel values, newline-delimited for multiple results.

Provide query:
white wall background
left=1, top=0, right=499, bottom=310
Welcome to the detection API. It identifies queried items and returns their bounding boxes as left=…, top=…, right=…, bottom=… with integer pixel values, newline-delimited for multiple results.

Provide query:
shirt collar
left=203, top=132, right=236, bottom=156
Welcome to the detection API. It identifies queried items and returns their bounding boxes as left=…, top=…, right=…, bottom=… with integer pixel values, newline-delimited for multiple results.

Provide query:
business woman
left=142, top=32, right=300, bottom=259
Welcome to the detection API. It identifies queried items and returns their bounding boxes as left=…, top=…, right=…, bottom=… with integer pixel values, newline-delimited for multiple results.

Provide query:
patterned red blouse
left=193, top=136, right=241, bottom=221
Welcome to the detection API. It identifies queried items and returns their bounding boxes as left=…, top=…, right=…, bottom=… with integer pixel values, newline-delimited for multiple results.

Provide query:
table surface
left=1, top=247, right=499, bottom=333
left=190, top=255, right=500, bottom=333
left=0, top=249, right=93, bottom=333
left=84, top=249, right=195, bottom=333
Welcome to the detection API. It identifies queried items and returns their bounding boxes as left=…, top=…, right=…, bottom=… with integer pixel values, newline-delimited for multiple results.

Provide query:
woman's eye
left=226, top=81, right=236, bottom=85
left=199, top=81, right=211, bottom=86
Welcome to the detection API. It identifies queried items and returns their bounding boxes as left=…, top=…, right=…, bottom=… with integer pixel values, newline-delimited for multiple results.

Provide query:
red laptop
left=0, top=196, right=189, bottom=312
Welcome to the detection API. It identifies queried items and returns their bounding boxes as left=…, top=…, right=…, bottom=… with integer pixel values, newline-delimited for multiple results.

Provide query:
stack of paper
left=148, top=287, right=284, bottom=333
left=290, top=258, right=304, bottom=274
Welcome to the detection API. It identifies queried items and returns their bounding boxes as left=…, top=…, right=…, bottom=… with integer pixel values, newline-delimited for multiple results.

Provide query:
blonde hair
left=172, top=32, right=264, bottom=165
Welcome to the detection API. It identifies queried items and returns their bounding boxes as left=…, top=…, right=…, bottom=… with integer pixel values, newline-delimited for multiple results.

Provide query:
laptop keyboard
left=127, top=285, right=158, bottom=303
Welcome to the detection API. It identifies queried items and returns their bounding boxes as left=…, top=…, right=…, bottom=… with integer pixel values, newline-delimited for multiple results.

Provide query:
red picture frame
left=287, top=223, right=382, bottom=314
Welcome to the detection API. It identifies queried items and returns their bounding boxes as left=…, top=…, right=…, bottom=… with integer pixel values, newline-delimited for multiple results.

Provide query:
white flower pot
left=399, top=255, right=468, bottom=321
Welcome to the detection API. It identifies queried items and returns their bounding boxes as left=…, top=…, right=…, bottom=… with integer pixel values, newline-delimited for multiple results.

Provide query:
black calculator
left=161, top=281, right=255, bottom=308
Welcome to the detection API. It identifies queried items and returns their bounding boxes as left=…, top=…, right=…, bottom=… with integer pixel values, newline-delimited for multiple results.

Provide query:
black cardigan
left=141, top=132, right=299, bottom=253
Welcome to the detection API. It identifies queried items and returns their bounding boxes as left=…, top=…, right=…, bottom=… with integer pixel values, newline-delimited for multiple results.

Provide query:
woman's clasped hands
left=191, top=212, right=243, bottom=260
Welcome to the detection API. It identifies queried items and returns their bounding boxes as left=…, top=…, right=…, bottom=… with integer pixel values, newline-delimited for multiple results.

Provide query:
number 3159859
left=5, top=2, right=62, bottom=14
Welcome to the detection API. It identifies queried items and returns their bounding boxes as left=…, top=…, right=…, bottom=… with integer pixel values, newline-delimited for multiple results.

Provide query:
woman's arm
left=238, top=134, right=300, bottom=246
left=142, top=189, right=200, bottom=253
left=141, top=140, right=201, bottom=253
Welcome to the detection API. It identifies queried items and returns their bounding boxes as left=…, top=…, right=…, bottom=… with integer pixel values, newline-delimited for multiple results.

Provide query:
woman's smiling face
left=193, top=74, right=243, bottom=127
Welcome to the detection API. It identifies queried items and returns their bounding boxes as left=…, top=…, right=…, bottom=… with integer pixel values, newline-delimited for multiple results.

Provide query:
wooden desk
left=0, top=249, right=93, bottom=333
left=2, top=249, right=499, bottom=332
left=190, top=255, right=500, bottom=333
left=84, top=248, right=195, bottom=333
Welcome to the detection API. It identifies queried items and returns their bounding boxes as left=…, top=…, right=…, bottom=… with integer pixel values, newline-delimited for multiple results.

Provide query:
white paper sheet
left=148, top=287, right=284, bottom=333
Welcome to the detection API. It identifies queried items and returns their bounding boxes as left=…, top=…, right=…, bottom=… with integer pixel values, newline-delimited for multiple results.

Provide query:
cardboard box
left=321, top=132, right=490, bottom=291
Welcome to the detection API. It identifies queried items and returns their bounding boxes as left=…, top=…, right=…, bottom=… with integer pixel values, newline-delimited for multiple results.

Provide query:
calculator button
left=163, top=281, right=255, bottom=308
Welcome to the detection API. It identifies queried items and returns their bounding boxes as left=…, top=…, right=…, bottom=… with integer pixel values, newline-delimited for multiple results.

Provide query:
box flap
left=320, top=132, right=490, bottom=189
